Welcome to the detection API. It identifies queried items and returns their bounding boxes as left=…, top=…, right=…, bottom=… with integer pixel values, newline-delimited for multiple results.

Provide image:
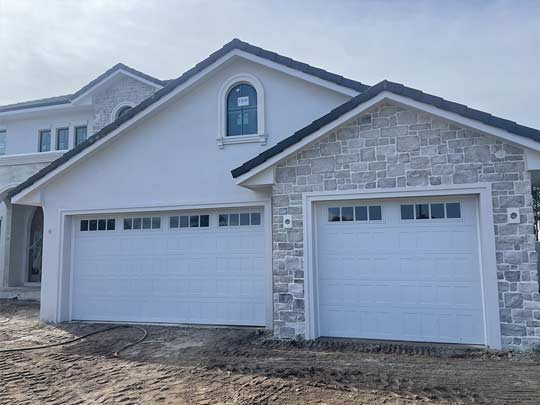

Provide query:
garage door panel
left=317, top=198, right=485, bottom=344
left=72, top=210, right=266, bottom=326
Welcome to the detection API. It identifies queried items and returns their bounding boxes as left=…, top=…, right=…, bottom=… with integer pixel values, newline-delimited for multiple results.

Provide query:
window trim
left=74, top=125, right=88, bottom=146
left=56, top=127, right=70, bottom=150
left=111, top=102, right=136, bottom=123
left=38, top=129, right=52, bottom=152
left=217, top=73, right=266, bottom=148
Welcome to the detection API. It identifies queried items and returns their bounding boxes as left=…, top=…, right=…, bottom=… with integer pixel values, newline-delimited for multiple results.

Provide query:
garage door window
left=219, top=212, right=261, bottom=226
left=169, top=215, right=209, bottom=229
left=328, top=205, right=382, bottom=222
left=80, top=219, right=115, bottom=232
left=124, top=217, right=161, bottom=230
left=401, top=202, right=461, bottom=220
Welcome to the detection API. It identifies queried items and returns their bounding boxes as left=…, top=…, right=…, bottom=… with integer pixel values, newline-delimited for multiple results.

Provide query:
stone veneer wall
left=272, top=101, right=540, bottom=351
left=92, top=76, right=158, bottom=132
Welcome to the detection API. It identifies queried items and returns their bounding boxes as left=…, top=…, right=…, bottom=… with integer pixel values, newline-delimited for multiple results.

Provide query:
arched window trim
left=111, top=101, right=136, bottom=123
left=217, top=74, right=266, bottom=149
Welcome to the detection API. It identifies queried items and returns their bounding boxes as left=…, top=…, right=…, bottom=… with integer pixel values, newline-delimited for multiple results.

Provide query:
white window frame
left=217, top=73, right=267, bottom=148
left=111, top=102, right=136, bottom=123
left=38, top=128, right=52, bottom=152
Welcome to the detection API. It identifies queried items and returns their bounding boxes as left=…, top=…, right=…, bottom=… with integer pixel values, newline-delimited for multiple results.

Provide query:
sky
left=0, top=0, right=539, bottom=128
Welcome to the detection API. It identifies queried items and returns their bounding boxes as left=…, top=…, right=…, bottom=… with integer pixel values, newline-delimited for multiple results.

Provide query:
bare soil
left=1, top=301, right=539, bottom=404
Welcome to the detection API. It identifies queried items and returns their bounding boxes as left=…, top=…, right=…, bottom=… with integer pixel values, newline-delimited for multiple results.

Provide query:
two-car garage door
left=316, top=197, right=485, bottom=344
left=71, top=209, right=266, bottom=326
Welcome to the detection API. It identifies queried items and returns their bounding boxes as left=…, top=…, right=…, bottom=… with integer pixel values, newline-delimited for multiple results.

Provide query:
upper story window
left=0, top=130, right=6, bottom=155
left=75, top=126, right=87, bottom=146
left=56, top=127, right=69, bottom=150
left=116, top=105, right=132, bottom=120
left=39, top=130, right=51, bottom=152
left=227, top=84, right=258, bottom=137
left=217, top=74, right=266, bottom=148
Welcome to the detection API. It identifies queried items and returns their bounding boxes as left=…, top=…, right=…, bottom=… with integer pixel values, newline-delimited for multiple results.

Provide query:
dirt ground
left=1, top=301, right=540, bottom=404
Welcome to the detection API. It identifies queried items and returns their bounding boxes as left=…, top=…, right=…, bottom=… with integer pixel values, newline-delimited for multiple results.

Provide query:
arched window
left=115, top=105, right=132, bottom=120
left=227, top=84, right=257, bottom=136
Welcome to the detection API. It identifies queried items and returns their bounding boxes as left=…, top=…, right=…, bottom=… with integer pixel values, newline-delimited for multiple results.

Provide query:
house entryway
left=27, top=207, right=43, bottom=283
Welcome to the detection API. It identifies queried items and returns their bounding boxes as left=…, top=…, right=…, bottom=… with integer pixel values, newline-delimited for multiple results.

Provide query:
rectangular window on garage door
left=328, top=205, right=382, bottom=222
left=218, top=212, right=261, bottom=227
left=80, top=218, right=116, bottom=232
left=400, top=202, right=462, bottom=220
left=169, top=214, right=210, bottom=229
left=123, top=216, right=161, bottom=230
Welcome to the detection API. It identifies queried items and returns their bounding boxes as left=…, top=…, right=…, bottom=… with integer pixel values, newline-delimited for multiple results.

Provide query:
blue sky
left=1, top=0, right=539, bottom=127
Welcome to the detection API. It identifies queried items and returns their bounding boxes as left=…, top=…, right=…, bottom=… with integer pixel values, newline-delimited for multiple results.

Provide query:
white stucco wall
left=29, top=57, right=352, bottom=321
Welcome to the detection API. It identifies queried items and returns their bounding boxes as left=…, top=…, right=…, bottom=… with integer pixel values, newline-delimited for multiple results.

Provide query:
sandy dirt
left=1, top=300, right=540, bottom=404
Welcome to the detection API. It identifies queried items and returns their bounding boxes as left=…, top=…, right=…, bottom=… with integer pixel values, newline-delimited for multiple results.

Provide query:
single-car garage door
left=316, top=197, right=485, bottom=344
left=71, top=208, right=266, bottom=326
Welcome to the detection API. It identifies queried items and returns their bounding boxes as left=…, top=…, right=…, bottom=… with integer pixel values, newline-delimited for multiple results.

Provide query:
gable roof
left=8, top=38, right=370, bottom=199
left=0, top=63, right=167, bottom=114
left=231, top=80, right=540, bottom=179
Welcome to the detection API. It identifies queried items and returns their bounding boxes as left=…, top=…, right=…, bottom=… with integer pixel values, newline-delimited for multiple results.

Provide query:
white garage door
left=317, top=197, right=485, bottom=344
left=71, top=209, right=266, bottom=326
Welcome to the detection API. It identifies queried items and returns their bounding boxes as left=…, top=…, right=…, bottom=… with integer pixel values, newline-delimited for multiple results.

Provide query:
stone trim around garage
left=271, top=101, right=539, bottom=351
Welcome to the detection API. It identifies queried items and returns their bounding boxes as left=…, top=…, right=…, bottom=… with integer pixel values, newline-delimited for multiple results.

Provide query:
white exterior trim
left=0, top=151, right=64, bottom=166
left=217, top=73, right=267, bottom=148
left=236, top=91, right=540, bottom=185
left=302, top=183, right=502, bottom=349
left=110, top=101, right=136, bottom=123
left=0, top=103, right=92, bottom=120
left=232, top=50, right=360, bottom=97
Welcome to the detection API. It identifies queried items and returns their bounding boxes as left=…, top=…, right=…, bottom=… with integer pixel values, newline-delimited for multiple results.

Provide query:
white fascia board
left=237, top=91, right=540, bottom=185
left=11, top=54, right=241, bottom=204
left=0, top=103, right=91, bottom=119
left=232, top=50, right=360, bottom=97
left=239, top=166, right=275, bottom=189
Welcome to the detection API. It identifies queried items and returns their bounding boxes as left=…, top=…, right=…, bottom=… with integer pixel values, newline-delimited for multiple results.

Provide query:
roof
left=0, top=63, right=167, bottom=113
left=8, top=38, right=370, bottom=199
left=231, top=80, right=540, bottom=178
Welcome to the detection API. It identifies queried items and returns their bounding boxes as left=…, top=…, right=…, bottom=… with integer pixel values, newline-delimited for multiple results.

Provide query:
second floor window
left=0, top=130, right=6, bottom=155
left=39, top=130, right=51, bottom=152
left=75, top=126, right=87, bottom=145
left=56, top=128, right=69, bottom=150
left=116, top=105, right=132, bottom=120
left=227, top=83, right=257, bottom=136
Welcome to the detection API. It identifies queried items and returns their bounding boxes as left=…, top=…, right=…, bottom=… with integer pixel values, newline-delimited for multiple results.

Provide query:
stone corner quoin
left=271, top=101, right=539, bottom=351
